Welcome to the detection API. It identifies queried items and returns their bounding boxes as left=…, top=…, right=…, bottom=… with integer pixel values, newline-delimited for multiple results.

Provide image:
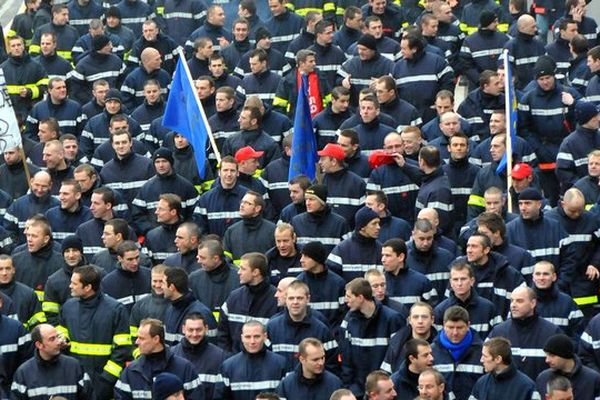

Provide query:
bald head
left=517, top=15, right=536, bottom=35
left=141, top=48, right=162, bottom=71
left=275, top=277, right=296, bottom=307
left=561, top=188, right=585, bottom=219
left=417, top=208, right=439, bottom=228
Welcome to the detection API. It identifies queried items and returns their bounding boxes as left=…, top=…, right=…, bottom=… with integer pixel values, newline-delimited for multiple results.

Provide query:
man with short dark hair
left=190, top=239, right=239, bottom=317
left=223, top=191, right=276, bottom=263
left=115, top=319, right=203, bottom=400
left=382, top=302, right=438, bottom=374
left=390, top=338, right=434, bottom=400
left=277, top=337, right=343, bottom=400
left=1, top=35, right=47, bottom=121
left=0, top=255, right=45, bottom=329
left=194, top=156, right=249, bottom=237
left=434, top=261, right=501, bottom=339
left=101, top=240, right=151, bottom=313
left=457, top=70, right=506, bottom=143
left=163, top=222, right=202, bottom=274
left=314, top=86, right=353, bottom=149
left=144, top=194, right=184, bottom=265
left=92, top=218, right=150, bottom=274
left=218, top=252, right=278, bottom=353
left=415, top=146, right=453, bottom=235
left=26, top=77, right=84, bottom=139
left=341, top=278, right=404, bottom=397
left=380, top=238, right=436, bottom=309
left=100, top=131, right=154, bottom=206
left=12, top=217, right=63, bottom=301
left=59, top=265, right=131, bottom=399
left=394, top=31, right=454, bottom=123
left=406, top=219, right=455, bottom=301
left=471, top=337, right=537, bottom=400
left=456, top=232, right=524, bottom=317
left=267, top=280, right=339, bottom=372
left=46, top=180, right=92, bottom=242
left=431, top=306, right=484, bottom=400
left=172, top=313, right=226, bottom=400
left=222, top=105, right=281, bottom=167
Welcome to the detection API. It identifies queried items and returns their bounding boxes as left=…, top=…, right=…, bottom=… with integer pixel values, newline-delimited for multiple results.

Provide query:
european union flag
left=163, top=57, right=209, bottom=178
left=289, top=74, right=318, bottom=181
left=497, top=50, right=518, bottom=175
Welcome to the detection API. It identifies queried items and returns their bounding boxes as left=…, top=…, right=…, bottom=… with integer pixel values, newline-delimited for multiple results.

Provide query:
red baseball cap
left=235, top=146, right=264, bottom=162
left=511, top=163, right=533, bottom=180
left=317, top=143, right=345, bottom=161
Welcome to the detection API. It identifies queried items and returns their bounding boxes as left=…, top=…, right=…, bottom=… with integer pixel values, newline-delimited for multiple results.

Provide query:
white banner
left=0, top=67, right=23, bottom=153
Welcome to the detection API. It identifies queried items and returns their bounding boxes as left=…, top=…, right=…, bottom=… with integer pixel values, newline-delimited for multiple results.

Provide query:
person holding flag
left=163, top=48, right=220, bottom=182
left=273, top=49, right=331, bottom=119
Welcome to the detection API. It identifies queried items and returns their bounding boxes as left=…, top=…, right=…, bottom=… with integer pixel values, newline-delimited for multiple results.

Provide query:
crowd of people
left=1, top=0, right=600, bottom=398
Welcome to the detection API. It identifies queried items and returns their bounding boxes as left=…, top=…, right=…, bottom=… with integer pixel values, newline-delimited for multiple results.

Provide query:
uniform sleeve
left=24, top=289, right=46, bottom=329
left=272, top=79, right=291, bottom=116
left=182, top=362, right=205, bottom=400
left=580, top=324, right=600, bottom=372
left=100, top=304, right=133, bottom=383
left=114, top=369, right=134, bottom=400
left=217, top=300, right=233, bottom=353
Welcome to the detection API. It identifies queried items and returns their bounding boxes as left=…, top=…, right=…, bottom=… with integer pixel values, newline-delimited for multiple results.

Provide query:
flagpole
left=504, top=49, right=513, bottom=214
left=175, top=48, right=221, bottom=164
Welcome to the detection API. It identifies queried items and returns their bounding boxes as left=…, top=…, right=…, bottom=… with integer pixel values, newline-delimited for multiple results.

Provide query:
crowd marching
left=1, top=0, right=600, bottom=398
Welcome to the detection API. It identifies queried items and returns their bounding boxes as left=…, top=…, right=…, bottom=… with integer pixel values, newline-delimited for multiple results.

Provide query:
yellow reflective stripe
left=212, top=311, right=220, bottom=322
left=56, top=50, right=72, bottom=60
left=468, top=194, right=485, bottom=207
left=103, top=360, right=123, bottom=378
left=113, top=333, right=132, bottom=346
left=293, top=7, right=324, bottom=16
left=70, top=341, right=112, bottom=356
left=28, top=311, right=47, bottom=327
left=29, top=44, right=41, bottom=54
left=323, top=93, right=332, bottom=107
left=56, top=325, right=70, bottom=340
left=233, top=259, right=241, bottom=266
left=286, top=3, right=295, bottom=10
left=252, top=169, right=263, bottom=179
left=7, top=29, right=17, bottom=37
left=574, top=295, right=599, bottom=306
left=132, top=347, right=141, bottom=359
left=42, top=301, right=60, bottom=314
left=335, top=6, right=345, bottom=15
left=156, top=6, right=165, bottom=14
left=35, top=290, right=45, bottom=302
left=27, top=83, right=41, bottom=99
left=273, top=96, right=289, bottom=107
left=224, top=250, right=234, bottom=260
left=497, top=23, right=509, bottom=32
left=130, top=325, right=139, bottom=338
left=6, top=85, right=22, bottom=95
left=586, top=204, right=594, bottom=211
left=323, top=2, right=335, bottom=11
left=38, top=77, right=50, bottom=86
